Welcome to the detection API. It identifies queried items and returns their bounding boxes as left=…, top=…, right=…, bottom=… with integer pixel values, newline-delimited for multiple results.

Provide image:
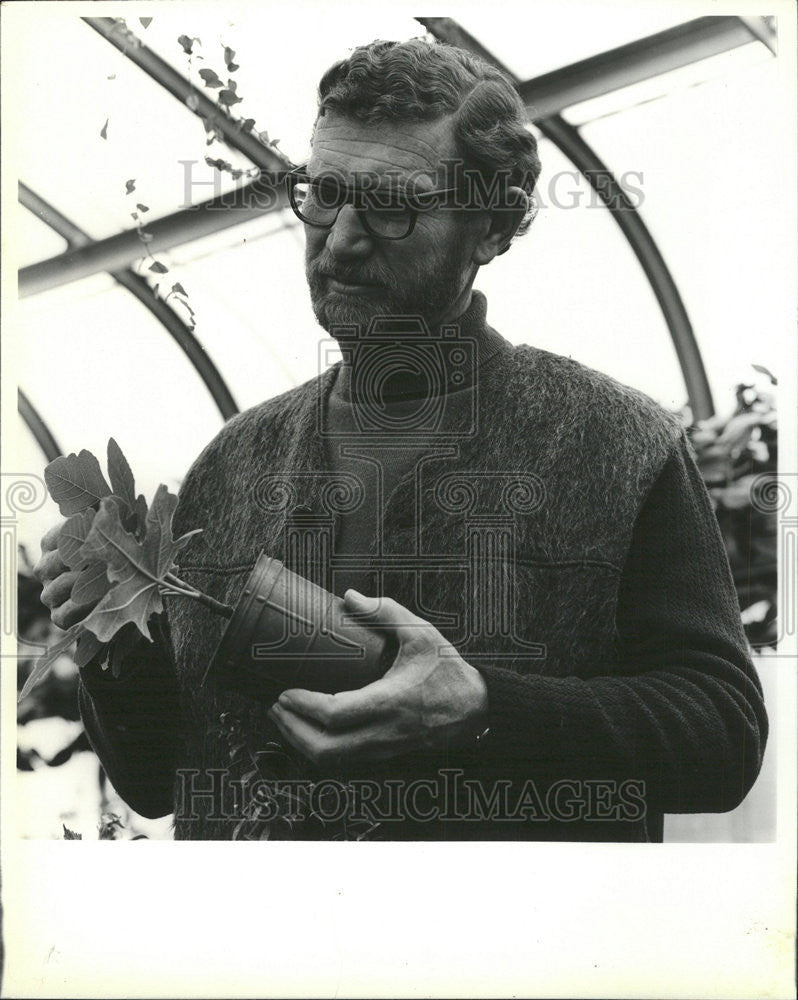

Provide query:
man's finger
left=269, top=702, right=335, bottom=765
left=40, top=523, right=64, bottom=554
left=52, top=598, right=95, bottom=631
left=269, top=702, right=399, bottom=766
left=343, top=590, right=428, bottom=647
left=278, top=678, right=399, bottom=731
left=40, top=571, right=80, bottom=610
left=33, top=548, right=68, bottom=585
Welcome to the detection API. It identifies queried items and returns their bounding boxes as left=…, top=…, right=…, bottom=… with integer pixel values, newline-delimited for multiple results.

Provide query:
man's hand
left=33, top=523, right=99, bottom=630
left=267, top=589, right=489, bottom=768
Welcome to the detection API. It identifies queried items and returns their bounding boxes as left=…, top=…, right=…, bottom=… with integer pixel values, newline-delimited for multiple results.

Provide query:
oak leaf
left=77, top=487, right=199, bottom=642
left=44, top=450, right=112, bottom=516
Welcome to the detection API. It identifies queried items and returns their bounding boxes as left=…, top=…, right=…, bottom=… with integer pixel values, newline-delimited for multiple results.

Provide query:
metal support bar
left=517, top=17, right=761, bottom=120
left=19, top=177, right=287, bottom=299
left=535, top=116, right=714, bottom=419
left=417, top=17, right=715, bottom=419
left=111, top=269, right=239, bottom=420
left=83, top=16, right=292, bottom=171
left=419, top=17, right=764, bottom=120
left=19, top=182, right=239, bottom=420
left=18, top=389, right=62, bottom=461
left=737, top=16, right=778, bottom=57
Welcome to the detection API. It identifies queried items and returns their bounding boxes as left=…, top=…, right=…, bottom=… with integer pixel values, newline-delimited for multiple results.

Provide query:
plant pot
left=203, top=552, right=398, bottom=700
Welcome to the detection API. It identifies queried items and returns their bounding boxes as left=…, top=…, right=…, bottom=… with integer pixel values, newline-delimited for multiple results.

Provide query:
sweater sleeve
left=78, top=615, right=185, bottom=819
left=476, top=430, right=768, bottom=814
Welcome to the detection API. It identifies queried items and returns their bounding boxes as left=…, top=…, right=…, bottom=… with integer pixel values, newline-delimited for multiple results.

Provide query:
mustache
left=309, top=257, right=392, bottom=288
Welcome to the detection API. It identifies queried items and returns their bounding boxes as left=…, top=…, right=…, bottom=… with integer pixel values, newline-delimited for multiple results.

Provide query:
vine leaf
left=107, top=438, right=137, bottom=512
left=19, top=624, right=83, bottom=702
left=218, top=88, right=242, bottom=107
left=223, top=46, right=238, bottom=71
left=752, top=363, right=777, bottom=386
left=139, top=17, right=152, bottom=28
left=125, top=179, right=136, bottom=194
left=199, top=68, right=223, bottom=88
left=178, top=34, right=199, bottom=55
left=77, top=487, right=199, bottom=642
left=100, top=119, right=109, bottom=140
left=136, top=202, right=150, bottom=213
left=149, top=261, right=169, bottom=274
left=44, top=451, right=112, bottom=516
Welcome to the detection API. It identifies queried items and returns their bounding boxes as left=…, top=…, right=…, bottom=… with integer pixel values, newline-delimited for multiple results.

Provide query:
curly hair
left=315, top=38, right=541, bottom=241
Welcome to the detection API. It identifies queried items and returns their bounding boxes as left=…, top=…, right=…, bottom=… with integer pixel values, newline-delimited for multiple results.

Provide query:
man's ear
left=472, top=186, right=530, bottom=264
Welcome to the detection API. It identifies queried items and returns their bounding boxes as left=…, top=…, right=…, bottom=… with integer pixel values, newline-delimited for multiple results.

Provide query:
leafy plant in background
left=19, top=439, right=232, bottom=701
left=683, top=365, right=778, bottom=649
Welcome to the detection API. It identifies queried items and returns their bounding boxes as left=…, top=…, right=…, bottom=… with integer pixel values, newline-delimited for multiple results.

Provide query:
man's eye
left=314, top=179, right=346, bottom=207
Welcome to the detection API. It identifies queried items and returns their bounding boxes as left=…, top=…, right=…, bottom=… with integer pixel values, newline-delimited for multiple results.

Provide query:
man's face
left=304, top=113, right=480, bottom=333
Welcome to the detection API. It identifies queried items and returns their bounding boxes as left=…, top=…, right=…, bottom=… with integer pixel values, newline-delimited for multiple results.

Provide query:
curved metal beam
left=18, top=389, right=62, bottom=461
left=417, top=16, right=715, bottom=419
left=535, top=116, right=713, bottom=419
left=19, top=182, right=239, bottom=420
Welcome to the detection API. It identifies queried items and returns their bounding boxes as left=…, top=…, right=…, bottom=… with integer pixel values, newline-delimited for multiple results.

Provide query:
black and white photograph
left=1, top=2, right=795, bottom=997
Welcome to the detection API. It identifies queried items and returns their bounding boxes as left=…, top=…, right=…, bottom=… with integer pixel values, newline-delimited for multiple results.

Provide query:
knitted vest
left=168, top=329, right=684, bottom=840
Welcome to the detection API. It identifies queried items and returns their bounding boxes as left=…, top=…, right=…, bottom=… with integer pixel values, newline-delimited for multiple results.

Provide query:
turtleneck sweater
left=324, top=292, right=505, bottom=595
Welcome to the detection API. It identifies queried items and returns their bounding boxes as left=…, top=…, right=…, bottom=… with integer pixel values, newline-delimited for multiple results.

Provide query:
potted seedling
left=21, top=439, right=395, bottom=701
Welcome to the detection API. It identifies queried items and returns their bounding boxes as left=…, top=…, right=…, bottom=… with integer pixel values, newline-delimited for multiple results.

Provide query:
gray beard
left=306, top=251, right=468, bottom=335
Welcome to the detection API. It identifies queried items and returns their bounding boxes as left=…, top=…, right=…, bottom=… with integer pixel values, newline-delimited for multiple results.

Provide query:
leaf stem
left=164, top=571, right=234, bottom=619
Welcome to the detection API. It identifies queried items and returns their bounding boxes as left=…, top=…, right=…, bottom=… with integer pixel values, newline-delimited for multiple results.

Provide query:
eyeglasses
left=286, top=165, right=461, bottom=241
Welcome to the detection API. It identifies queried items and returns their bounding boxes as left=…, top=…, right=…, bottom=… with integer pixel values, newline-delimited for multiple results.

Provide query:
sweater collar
left=332, top=290, right=509, bottom=404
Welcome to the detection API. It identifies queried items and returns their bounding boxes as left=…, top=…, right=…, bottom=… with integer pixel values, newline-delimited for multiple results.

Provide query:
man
left=35, top=38, right=767, bottom=841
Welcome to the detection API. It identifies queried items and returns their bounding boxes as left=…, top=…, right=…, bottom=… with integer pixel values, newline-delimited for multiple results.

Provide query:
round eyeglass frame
left=285, top=166, right=462, bottom=241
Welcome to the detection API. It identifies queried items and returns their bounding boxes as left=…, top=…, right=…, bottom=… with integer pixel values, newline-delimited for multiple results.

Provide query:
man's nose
left=326, top=204, right=373, bottom=260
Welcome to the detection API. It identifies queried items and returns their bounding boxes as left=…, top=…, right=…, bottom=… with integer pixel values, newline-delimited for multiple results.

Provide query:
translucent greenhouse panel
left=456, top=11, right=691, bottom=81
left=16, top=276, right=224, bottom=555
left=577, top=52, right=784, bottom=414
left=135, top=11, right=428, bottom=166
left=14, top=205, right=67, bottom=269
left=138, top=209, right=334, bottom=411
left=10, top=13, right=252, bottom=242
left=475, top=137, right=684, bottom=410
